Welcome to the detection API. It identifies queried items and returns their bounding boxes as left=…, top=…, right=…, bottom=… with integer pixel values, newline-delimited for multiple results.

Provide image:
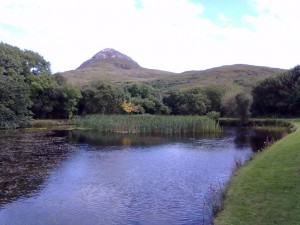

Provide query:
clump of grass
left=202, top=183, right=227, bottom=224
left=74, top=114, right=220, bottom=134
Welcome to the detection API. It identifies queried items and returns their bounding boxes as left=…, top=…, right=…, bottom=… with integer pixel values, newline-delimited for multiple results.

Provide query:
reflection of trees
left=65, top=130, right=169, bottom=146
left=65, top=130, right=224, bottom=147
left=0, top=131, right=72, bottom=206
left=233, top=127, right=286, bottom=152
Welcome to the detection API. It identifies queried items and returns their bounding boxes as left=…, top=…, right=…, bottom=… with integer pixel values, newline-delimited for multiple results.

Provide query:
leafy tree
left=0, top=42, right=51, bottom=77
left=163, top=88, right=210, bottom=115
left=126, top=83, right=168, bottom=114
left=0, top=77, right=32, bottom=128
left=163, top=91, right=182, bottom=115
left=26, top=74, right=59, bottom=118
left=78, top=82, right=125, bottom=115
left=202, top=85, right=226, bottom=112
left=59, top=85, right=82, bottom=119
left=221, top=90, right=239, bottom=117
left=126, top=83, right=153, bottom=99
left=220, top=89, right=253, bottom=121
left=0, top=42, right=83, bottom=121
left=235, top=93, right=253, bottom=122
left=131, top=97, right=170, bottom=115
left=252, top=65, right=300, bottom=116
left=121, top=101, right=139, bottom=113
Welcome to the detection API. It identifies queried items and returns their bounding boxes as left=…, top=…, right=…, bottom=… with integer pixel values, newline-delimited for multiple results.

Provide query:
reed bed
left=74, top=114, right=220, bottom=134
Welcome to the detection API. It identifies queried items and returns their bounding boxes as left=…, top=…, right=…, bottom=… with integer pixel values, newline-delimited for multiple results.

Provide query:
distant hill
left=63, top=48, right=176, bottom=87
left=149, top=64, right=285, bottom=90
left=62, top=49, right=286, bottom=89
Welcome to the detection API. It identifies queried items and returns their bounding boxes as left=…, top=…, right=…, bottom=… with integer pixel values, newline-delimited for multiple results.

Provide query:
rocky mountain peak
left=77, top=48, right=140, bottom=70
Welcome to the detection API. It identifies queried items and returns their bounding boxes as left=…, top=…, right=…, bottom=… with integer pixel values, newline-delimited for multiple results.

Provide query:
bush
left=206, top=111, right=221, bottom=121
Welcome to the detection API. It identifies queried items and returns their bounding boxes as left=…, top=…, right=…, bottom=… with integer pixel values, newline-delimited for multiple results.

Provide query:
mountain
left=63, top=48, right=176, bottom=87
left=77, top=48, right=140, bottom=70
left=62, top=49, right=286, bottom=89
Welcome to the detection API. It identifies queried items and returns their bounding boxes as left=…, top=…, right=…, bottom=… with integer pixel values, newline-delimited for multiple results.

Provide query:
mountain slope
left=147, top=64, right=285, bottom=90
left=62, top=49, right=286, bottom=89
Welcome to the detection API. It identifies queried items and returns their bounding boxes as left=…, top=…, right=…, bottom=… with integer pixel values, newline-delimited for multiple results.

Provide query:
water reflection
left=0, top=127, right=286, bottom=225
left=58, top=129, right=224, bottom=147
left=230, top=127, right=287, bottom=152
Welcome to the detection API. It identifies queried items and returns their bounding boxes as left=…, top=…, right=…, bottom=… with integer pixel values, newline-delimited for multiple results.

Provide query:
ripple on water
left=0, top=127, right=280, bottom=225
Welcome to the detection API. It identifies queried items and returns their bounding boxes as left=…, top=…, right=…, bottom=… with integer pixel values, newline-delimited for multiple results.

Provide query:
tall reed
left=74, top=114, right=220, bottom=134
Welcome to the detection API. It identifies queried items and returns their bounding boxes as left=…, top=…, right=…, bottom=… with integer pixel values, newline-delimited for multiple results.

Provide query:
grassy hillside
left=153, top=64, right=285, bottom=90
left=62, top=49, right=285, bottom=90
left=63, top=63, right=176, bottom=87
left=63, top=64, right=285, bottom=90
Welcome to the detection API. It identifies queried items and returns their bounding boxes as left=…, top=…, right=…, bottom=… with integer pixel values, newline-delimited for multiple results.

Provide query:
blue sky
left=200, top=0, right=257, bottom=26
left=0, top=0, right=299, bottom=73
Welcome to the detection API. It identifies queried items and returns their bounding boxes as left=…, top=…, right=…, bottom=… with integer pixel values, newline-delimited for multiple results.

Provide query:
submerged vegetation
left=75, top=114, right=220, bottom=134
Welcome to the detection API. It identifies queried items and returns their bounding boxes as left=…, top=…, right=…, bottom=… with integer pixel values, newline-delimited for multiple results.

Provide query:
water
left=0, top=127, right=285, bottom=225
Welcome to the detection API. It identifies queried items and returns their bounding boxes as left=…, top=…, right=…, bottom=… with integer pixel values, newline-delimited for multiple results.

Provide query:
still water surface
left=0, top=127, right=285, bottom=225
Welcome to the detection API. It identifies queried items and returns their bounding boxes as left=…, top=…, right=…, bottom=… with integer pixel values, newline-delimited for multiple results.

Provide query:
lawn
left=215, top=119, right=300, bottom=225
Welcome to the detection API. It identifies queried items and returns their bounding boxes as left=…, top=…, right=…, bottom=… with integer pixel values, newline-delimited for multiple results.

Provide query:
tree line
left=1, top=42, right=299, bottom=128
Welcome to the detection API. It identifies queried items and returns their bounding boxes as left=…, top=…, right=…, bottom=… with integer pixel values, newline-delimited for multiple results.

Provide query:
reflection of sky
left=0, top=130, right=254, bottom=225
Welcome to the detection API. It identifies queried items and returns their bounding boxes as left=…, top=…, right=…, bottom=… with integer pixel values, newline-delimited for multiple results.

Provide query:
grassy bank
left=28, top=119, right=74, bottom=129
left=219, top=118, right=295, bottom=132
left=215, top=119, right=300, bottom=225
left=74, top=114, right=220, bottom=134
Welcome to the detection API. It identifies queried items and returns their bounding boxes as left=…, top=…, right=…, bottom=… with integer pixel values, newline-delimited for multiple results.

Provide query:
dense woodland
left=1, top=42, right=300, bottom=128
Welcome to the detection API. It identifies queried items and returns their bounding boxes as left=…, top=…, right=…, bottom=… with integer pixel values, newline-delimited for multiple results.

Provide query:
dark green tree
left=126, top=83, right=153, bottom=99
left=26, top=74, right=59, bottom=118
left=202, top=85, right=226, bottom=112
left=78, top=82, right=125, bottom=115
left=126, top=83, right=168, bottom=114
left=0, top=77, right=32, bottom=128
left=177, top=91, right=209, bottom=115
left=60, top=85, right=82, bottom=119
left=163, top=88, right=211, bottom=115
left=163, top=91, right=182, bottom=115
left=131, top=97, right=170, bottom=114
left=252, top=65, right=300, bottom=116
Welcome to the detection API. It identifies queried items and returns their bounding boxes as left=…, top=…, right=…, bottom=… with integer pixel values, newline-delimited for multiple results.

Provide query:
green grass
left=74, top=114, right=220, bottom=134
left=215, top=120, right=300, bottom=225
left=28, top=119, right=74, bottom=129
left=219, top=118, right=296, bottom=132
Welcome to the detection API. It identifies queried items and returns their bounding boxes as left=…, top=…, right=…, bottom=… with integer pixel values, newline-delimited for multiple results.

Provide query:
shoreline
left=215, top=119, right=300, bottom=225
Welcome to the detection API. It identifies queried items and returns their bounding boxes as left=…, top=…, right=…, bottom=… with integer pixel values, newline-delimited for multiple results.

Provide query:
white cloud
left=242, top=0, right=300, bottom=68
left=218, top=13, right=232, bottom=24
left=0, top=0, right=299, bottom=73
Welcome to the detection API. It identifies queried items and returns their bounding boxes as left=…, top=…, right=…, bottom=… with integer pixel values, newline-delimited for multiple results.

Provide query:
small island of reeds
left=74, top=114, right=220, bottom=135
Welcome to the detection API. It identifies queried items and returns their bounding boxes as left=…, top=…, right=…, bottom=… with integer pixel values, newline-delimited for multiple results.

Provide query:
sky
left=0, top=0, right=299, bottom=73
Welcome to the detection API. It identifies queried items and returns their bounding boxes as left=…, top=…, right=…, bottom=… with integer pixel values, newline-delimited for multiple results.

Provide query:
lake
left=0, top=127, right=285, bottom=225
